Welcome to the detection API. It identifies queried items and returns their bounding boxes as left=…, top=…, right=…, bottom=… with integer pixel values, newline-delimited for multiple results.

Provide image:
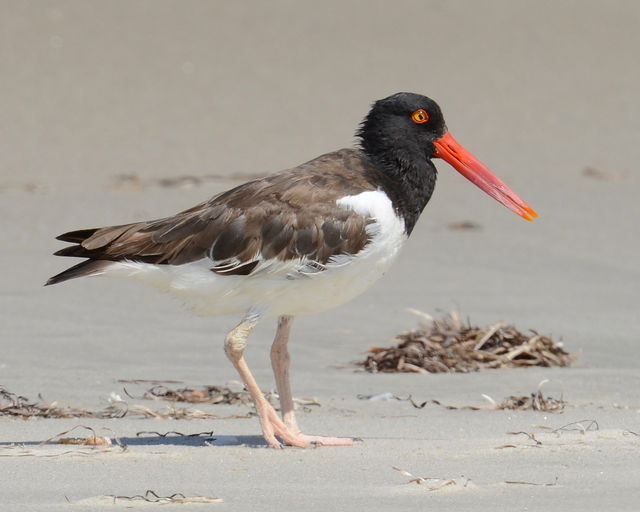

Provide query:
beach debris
left=108, top=392, right=125, bottom=403
left=447, top=220, right=481, bottom=230
left=491, top=391, right=566, bottom=412
left=55, top=436, right=112, bottom=446
left=123, top=404, right=221, bottom=420
left=392, top=466, right=463, bottom=490
left=360, top=311, right=572, bottom=373
left=126, top=383, right=321, bottom=411
left=506, top=431, right=542, bottom=446
left=364, top=392, right=396, bottom=401
left=393, top=465, right=558, bottom=489
left=552, top=419, right=599, bottom=434
left=0, top=386, right=124, bottom=419
left=582, top=166, right=624, bottom=182
left=498, top=423, right=636, bottom=451
left=505, top=477, right=558, bottom=487
left=117, top=378, right=184, bottom=385
left=497, top=430, right=545, bottom=448
left=0, top=182, right=50, bottom=194
left=265, top=391, right=321, bottom=409
left=0, top=386, right=238, bottom=420
left=105, top=490, right=223, bottom=504
left=111, top=173, right=144, bottom=191
left=0, top=426, right=126, bottom=458
left=130, top=384, right=254, bottom=405
left=358, top=387, right=566, bottom=413
left=112, top=172, right=264, bottom=191
left=42, top=425, right=114, bottom=447
left=0, top=384, right=316, bottom=420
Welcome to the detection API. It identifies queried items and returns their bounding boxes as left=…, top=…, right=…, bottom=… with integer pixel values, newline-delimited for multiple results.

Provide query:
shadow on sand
left=0, top=434, right=270, bottom=448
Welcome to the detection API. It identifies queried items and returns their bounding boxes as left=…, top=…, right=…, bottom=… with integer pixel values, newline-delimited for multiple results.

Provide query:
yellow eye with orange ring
left=411, top=109, right=429, bottom=124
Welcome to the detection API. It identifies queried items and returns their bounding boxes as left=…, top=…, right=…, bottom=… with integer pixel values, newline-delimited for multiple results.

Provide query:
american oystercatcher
left=47, top=93, right=536, bottom=448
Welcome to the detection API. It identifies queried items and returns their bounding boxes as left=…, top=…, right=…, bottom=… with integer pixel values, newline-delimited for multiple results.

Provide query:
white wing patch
left=337, top=189, right=405, bottom=240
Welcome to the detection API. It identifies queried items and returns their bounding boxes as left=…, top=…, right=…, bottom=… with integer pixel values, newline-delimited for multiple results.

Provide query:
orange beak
left=433, top=132, right=537, bottom=221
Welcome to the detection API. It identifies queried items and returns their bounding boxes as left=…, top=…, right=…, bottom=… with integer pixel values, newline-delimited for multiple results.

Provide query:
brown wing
left=48, top=149, right=382, bottom=284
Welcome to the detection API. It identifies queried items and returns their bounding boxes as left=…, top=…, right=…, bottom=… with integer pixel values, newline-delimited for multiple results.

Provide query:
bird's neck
left=364, top=149, right=437, bottom=235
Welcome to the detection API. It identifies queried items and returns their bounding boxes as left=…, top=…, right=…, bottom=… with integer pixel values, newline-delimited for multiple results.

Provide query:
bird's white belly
left=247, top=228, right=406, bottom=316
left=102, top=190, right=407, bottom=318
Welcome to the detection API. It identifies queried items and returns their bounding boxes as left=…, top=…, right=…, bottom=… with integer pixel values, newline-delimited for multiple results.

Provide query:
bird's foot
left=256, top=401, right=309, bottom=449
left=256, top=401, right=357, bottom=449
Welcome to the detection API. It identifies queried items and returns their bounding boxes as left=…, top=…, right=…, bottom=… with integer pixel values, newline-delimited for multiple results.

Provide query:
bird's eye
left=411, top=109, right=429, bottom=124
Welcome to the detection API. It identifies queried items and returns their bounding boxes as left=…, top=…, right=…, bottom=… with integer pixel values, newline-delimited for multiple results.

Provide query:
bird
left=46, top=92, right=537, bottom=449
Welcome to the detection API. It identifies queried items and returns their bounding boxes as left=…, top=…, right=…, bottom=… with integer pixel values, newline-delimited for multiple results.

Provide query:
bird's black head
left=357, top=92, right=447, bottom=163
left=358, top=92, right=537, bottom=223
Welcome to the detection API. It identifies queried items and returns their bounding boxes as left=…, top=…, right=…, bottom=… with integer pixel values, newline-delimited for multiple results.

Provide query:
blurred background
left=1, top=1, right=639, bottom=394
left=3, top=1, right=639, bottom=185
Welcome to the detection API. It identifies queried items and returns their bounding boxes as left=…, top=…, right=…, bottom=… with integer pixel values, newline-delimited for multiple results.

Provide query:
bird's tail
left=46, top=227, right=113, bottom=286
left=45, top=259, right=113, bottom=286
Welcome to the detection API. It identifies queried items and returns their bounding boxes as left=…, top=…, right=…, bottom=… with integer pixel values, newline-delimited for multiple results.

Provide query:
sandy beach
left=2, top=1, right=639, bottom=509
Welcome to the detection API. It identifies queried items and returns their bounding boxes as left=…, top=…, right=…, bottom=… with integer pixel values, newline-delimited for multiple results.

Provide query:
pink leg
left=224, top=317, right=309, bottom=449
left=270, top=315, right=357, bottom=447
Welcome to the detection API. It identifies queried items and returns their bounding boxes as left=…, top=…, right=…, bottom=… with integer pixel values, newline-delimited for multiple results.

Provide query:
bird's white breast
left=102, top=190, right=408, bottom=318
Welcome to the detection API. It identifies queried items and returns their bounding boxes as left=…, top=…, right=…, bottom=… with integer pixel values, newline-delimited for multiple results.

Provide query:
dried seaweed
left=0, top=383, right=318, bottom=420
left=0, top=386, right=230, bottom=420
left=131, top=384, right=253, bottom=406
left=360, top=311, right=572, bottom=373
left=507, top=431, right=542, bottom=445
left=359, top=388, right=566, bottom=413
left=125, top=404, right=221, bottom=419
left=505, top=477, right=558, bottom=486
left=392, top=466, right=466, bottom=490
left=127, top=383, right=321, bottom=411
left=41, top=425, right=117, bottom=447
left=0, top=426, right=127, bottom=458
left=0, top=387, right=125, bottom=419
left=105, top=490, right=222, bottom=504
left=494, top=391, right=566, bottom=412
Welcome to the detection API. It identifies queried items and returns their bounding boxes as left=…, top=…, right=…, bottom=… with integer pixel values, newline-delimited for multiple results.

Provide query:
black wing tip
left=45, top=260, right=112, bottom=286
left=55, top=228, right=99, bottom=243
left=45, top=272, right=71, bottom=286
left=53, top=245, right=85, bottom=257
